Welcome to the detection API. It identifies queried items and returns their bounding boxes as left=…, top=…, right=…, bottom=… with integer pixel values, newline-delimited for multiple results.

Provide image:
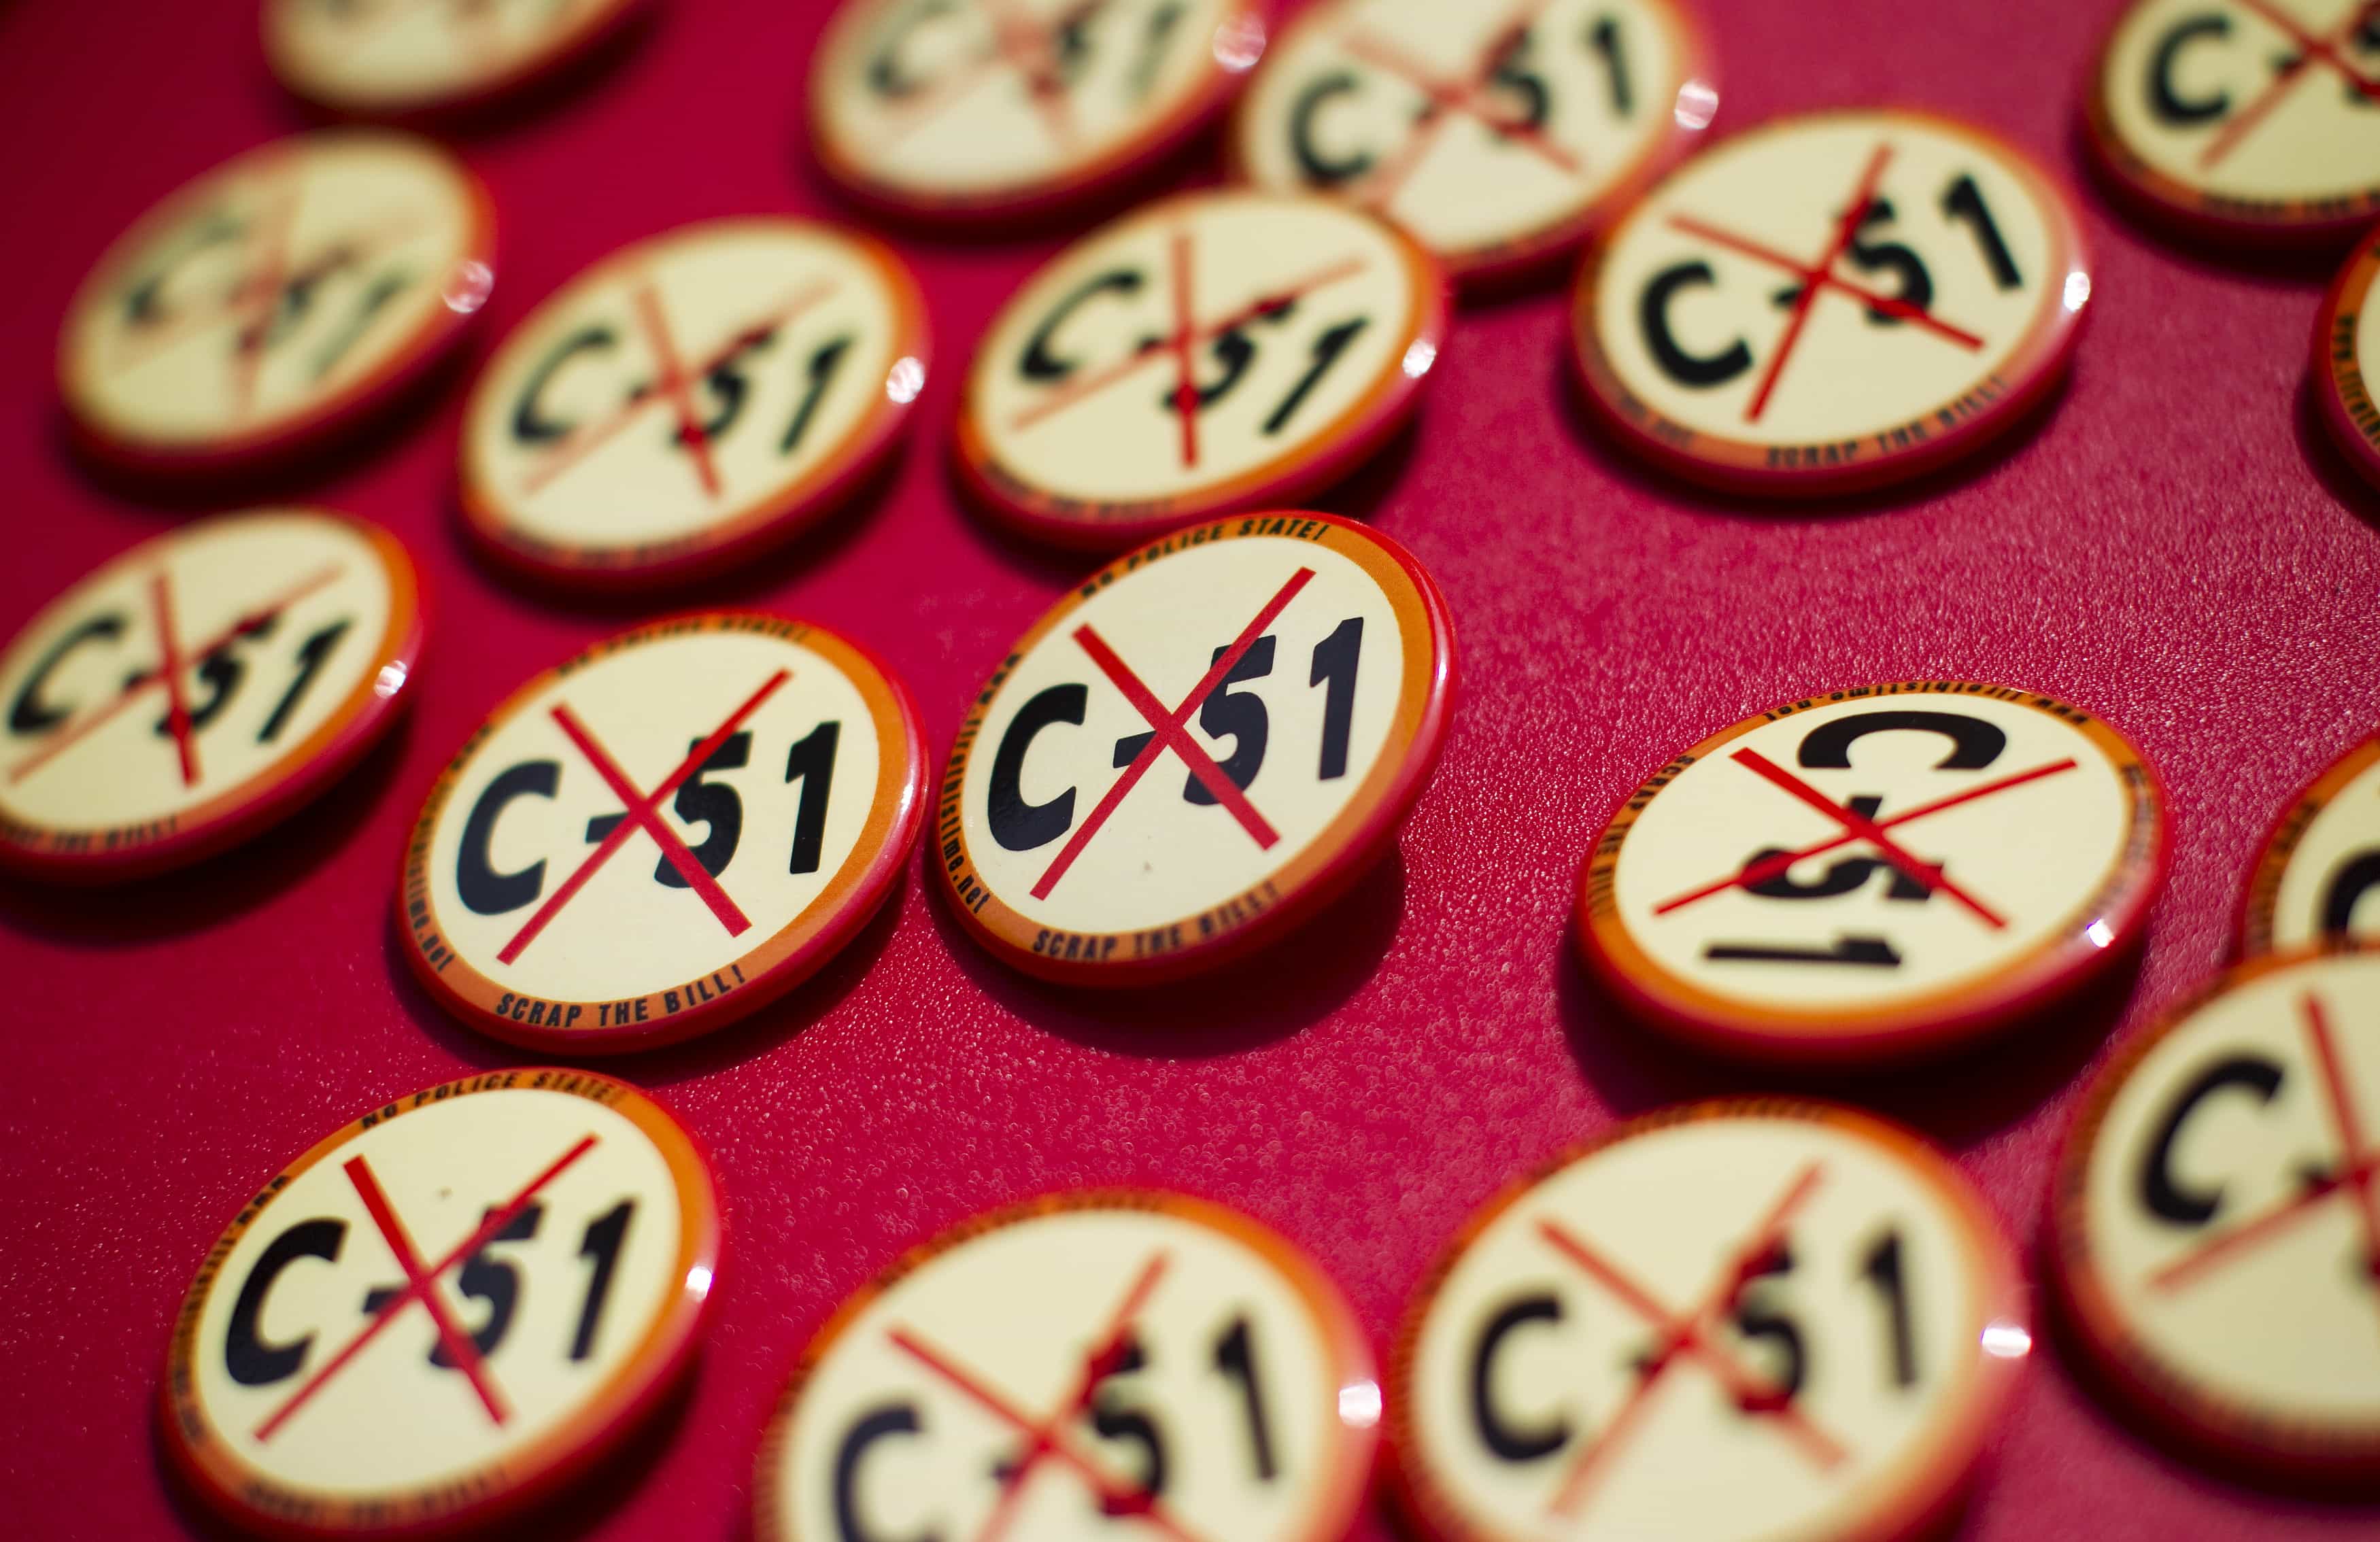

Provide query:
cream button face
left=1389, top=1101, right=2026, bottom=1542
left=59, top=131, right=494, bottom=473
left=2089, top=0, right=2380, bottom=243
left=160, top=1070, right=720, bottom=1537
left=0, top=509, right=422, bottom=880
left=262, top=0, right=641, bottom=116
left=936, top=513, right=1452, bottom=984
left=398, top=613, right=925, bottom=1052
left=2051, top=947, right=2380, bottom=1480
left=2243, top=735, right=2380, bottom=955
left=753, top=1191, right=1379, bottom=1542
left=1574, top=685, right=2168, bottom=1061
left=2315, top=233, right=2380, bottom=493
left=957, top=191, right=1446, bottom=547
left=1569, top=109, right=2090, bottom=495
left=809, top=0, right=1267, bottom=218
left=459, top=218, right=929, bottom=587
left=1229, top=0, right=1716, bottom=281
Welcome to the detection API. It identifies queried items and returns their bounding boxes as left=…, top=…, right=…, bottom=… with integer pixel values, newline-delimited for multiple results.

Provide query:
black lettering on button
left=514, top=325, right=618, bottom=444
left=458, top=760, right=560, bottom=915
left=1796, top=710, right=2005, bottom=770
left=1639, top=260, right=1752, bottom=388
left=833, top=1403, right=933, bottom=1542
left=2147, top=13, right=2233, bottom=125
left=988, top=684, right=1085, bottom=851
left=1020, top=269, right=1145, bottom=383
left=1289, top=71, right=1373, bottom=186
left=7, top=613, right=125, bottom=736
left=2321, top=851, right=2380, bottom=937
left=225, top=1218, right=346, bottom=1387
left=1470, top=1292, right=1570, bottom=1462
left=2139, top=1053, right=2285, bottom=1227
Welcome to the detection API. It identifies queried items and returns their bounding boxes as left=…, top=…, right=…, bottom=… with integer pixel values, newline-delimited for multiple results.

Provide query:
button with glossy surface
left=2085, top=0, right=2380, bottom=247
left=1568, top=108, right=2090, bottom=495
left=2314, top=230, right=2380, bottom=494
left=1574, top=683, right=2168, bottom=1061
left=957, top=190, right=1446, bottom=549
left=160, top=1068, right=720, bottom=1538
left=1228, top=0, right=1718, bottom=285
left=0, top=508, right=423, bottom=882
left=2050, top=944, right=2380, bottom=1486
left=753, top=1189, right=1379, bottom=1542
left=1388, top=1099, right=2027, bottom=1542
left=58, top=131, right=494, bottom=476
left=459, top=218, right=929, bottom=589
left=935, top=511, right=1453, bottom=984
left=262, top=0, right=645, bottom=118
left=398, top=611, right=925, bottom=1051
left=2242, top=732, right=2380, bottom=955
left=809, top=0, right=1270, bottom=222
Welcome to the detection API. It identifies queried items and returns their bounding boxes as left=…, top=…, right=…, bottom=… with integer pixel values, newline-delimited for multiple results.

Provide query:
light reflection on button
left=2085, top=918, right=2113, bottom=948
left=2062, top=271, right=2092, bottom=313
left=1212, top=14, right=1266, bottom=72
left=373, top=662, right=408, bottom=699
left=443, top=259, right=494, bottom=315
left=1981, top=1319, right=2032, bottom=1359
left=1338, top=1379, right=1382, bottom=1428
left=885, top=356, right=925, bottom=404
left=1673, top=80, right=1719, bottom=132
left=1401, top=339, right=1438, bottom=379
left=685, top=1263, right=715, bottom=1297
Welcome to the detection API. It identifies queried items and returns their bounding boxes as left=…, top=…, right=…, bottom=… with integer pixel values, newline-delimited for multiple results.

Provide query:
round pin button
left=2315, top=229, right=2380, bottom=494
left=160, top=1068, right=720, bottom=1539
left=0, top=508, right=424, bottom=883
left=458, top=218, right=930, bottom=589
left=936, top=511, right=1454, bottom=985
left=753, top=1189, right=1380, bottom=1542
left=58, top=131, right=495, bottom=477
left=397, top=611, right=925, bottom=1052
left=1568, top=108, right=2090, bottom=496
left=956, top=190, right=1447, bottom=549
left=2049, top=944, right=2380, bottom=1486
left=262, top=0, right=645, bottom=118
left=1387, top=1099, right=2027, bottom=1542
left=2085, top=0, right=2380, bottom=247
left=809, top=0, right=1269, bottom=222
left=2241, top=733, right=2380, bottom=955
left=1227, top=0, right=1718, bottom=286
left=1574, top=684, right=2169, bottom=1062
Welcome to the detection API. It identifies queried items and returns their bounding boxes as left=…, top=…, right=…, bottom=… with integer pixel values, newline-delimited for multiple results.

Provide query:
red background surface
left=0, top=1, right=2375, bottom=1537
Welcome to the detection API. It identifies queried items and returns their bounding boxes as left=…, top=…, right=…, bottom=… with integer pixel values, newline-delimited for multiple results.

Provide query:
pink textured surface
left=0, top=0, right=2375, bottom=1537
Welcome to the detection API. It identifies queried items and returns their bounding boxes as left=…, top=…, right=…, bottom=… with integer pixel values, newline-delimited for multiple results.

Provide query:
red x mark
left=516, top=277, right=838, bottom=500
left=5, top=563, right=346, bottom=788
left=494, top=668, right=789, bottom=965
left=251, top=1133, right=598, bottom=1442
left=1662, top=143, right=1988, bottom=423
left=1004, top=247, right=1372, bottom=453
left=879, top=0, right=1100, bottom=152
left=1535, top=1162, right=1846, bottom=1519
left=1335, top=0, right=1580, bottom=213
left=888, top=1250, right=1216, bottom=1542
left=1652, top=753, right=2079, bottom=925
left=2198, top=0, right=2380, bottom=169
left=2149, top=993, right=2380, bottom=1320
left=1026, top=568, right=1310, bottom=902
left=148, top=572, right=199, bottom=788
